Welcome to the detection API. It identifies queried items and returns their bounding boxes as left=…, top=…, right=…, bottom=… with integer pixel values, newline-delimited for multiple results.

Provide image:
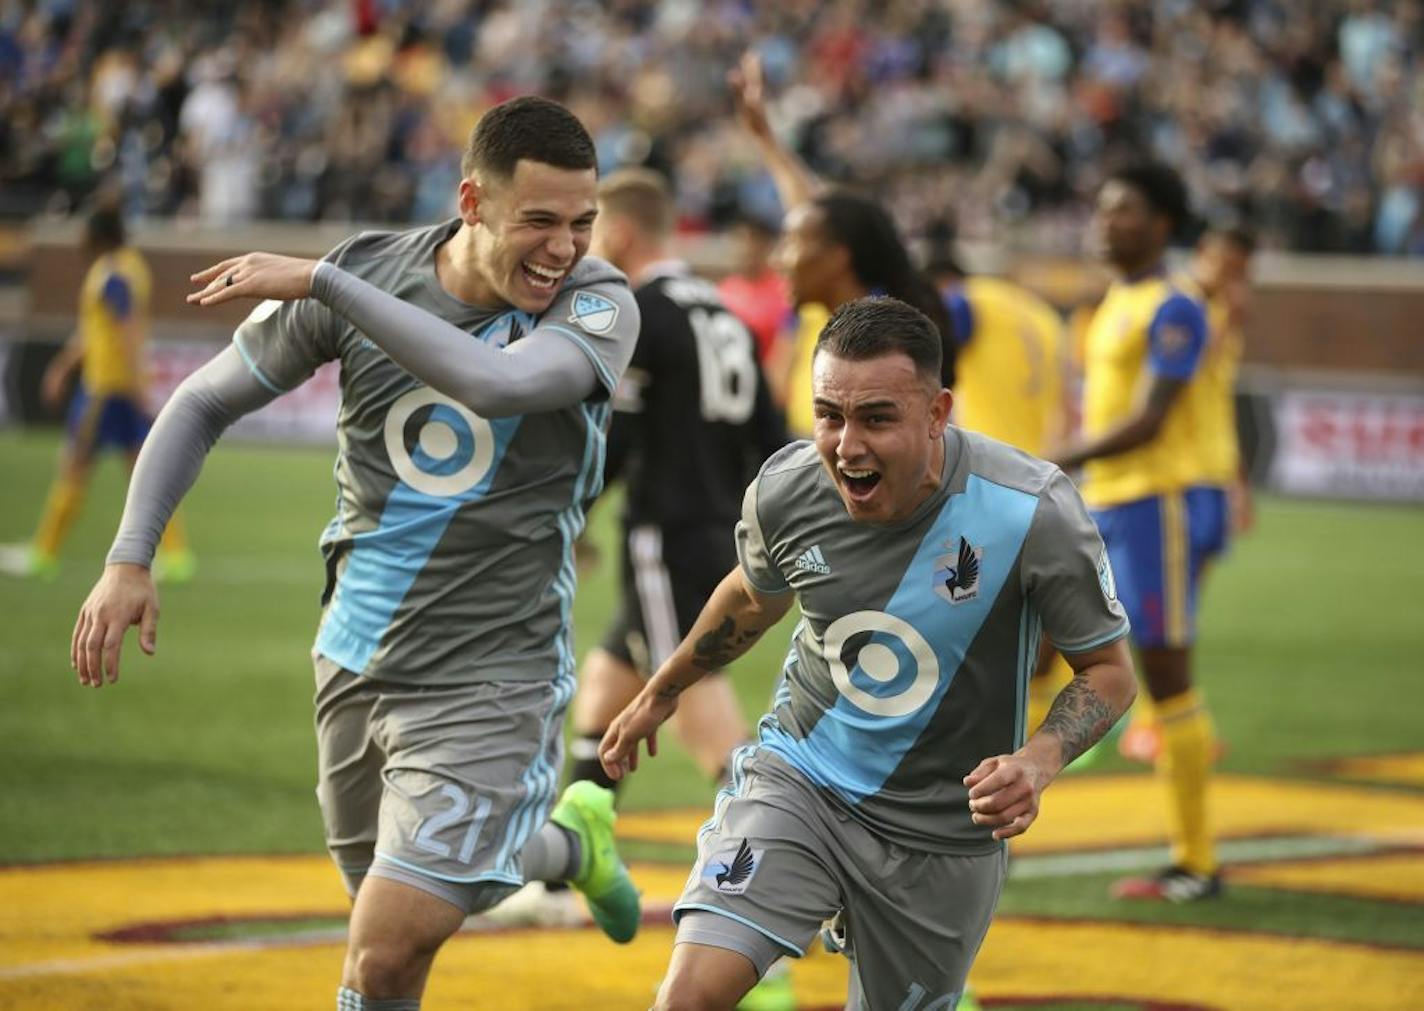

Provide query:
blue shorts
left=1090, top=487, right=1228, bottom=649
left=66, top=387, right=152, bottom=456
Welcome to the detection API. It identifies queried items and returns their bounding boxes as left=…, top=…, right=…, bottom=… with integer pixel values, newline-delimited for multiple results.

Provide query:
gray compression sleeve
left=106, top=346, right=277, bottom=567
left=309, top=261, right=598, bottom=417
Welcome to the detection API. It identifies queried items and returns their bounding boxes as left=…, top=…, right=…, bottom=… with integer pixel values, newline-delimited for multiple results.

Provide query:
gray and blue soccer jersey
left=232, top=220, right=639, bottom=685
left=737, top=427, right=1129, bottom=853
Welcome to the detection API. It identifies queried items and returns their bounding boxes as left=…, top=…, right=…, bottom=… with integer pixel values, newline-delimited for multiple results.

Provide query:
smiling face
left=460, top=158, right=598, bottom=313
left=812, top=349, right=953, bottom=525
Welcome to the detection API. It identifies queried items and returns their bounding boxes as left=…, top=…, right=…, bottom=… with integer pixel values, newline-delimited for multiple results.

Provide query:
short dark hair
left=598, top=167, right=673, bottom=237
left=85, top=207, right=125, bottom=250
left=461, top=95, right=596, bottom=181
left=815, top=296, right=943, bottom=386
left=1109, top=161, right=1192, bottom=238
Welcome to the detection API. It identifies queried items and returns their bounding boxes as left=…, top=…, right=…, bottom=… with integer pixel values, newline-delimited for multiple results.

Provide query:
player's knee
left=345, top=935, right=433, bottom=999
left=655, top=977, right=738, bottom=1011
left=655, top=961, right=748, bottom=1011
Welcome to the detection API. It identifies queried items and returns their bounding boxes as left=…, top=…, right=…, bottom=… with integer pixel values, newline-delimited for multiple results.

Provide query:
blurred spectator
left=1, top=0, right=1421, bottom=256
left=716, top=212, right=790, bottom=363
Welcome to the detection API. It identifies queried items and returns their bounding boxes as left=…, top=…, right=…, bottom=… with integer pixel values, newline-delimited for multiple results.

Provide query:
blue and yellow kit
left=946, top=276, right=1065, bottom=457
left=67, top=247, right=153, bottom=453
left=1080, top=270, right=1223, bottom=649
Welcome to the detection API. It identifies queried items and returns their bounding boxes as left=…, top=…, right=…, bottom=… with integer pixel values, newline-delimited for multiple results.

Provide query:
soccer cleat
left=1111, top=865, right=1223, bottom=902
left=550, top=781, right=641, bottom=943
left=480, top=881, right=585, bottom=929
left=736, top=959, right=796, bottom=1011
left=0, top=544, right=58, bottom=580
left=1118, top=722, right=1162, bottom=763
left=153, top=548, right=198, bottom=585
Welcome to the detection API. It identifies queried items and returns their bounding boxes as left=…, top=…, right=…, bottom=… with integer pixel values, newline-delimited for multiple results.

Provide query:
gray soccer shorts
left=673, top=749, right=1006, bottom=1010
left=313, top=654, right=573, bottom=914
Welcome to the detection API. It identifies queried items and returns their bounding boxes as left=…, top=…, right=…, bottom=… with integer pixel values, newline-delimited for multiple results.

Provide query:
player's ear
left=457, top=177, right=482, bottom=227
left=929, top=386, right=953, bottom=434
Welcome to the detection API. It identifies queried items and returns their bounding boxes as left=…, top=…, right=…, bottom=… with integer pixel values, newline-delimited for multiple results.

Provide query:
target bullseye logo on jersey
left=824, top=610, right=940, bottom=718
left=568, top=291, right=619, bottom=334
left=384, top=388, right=494, bottom=497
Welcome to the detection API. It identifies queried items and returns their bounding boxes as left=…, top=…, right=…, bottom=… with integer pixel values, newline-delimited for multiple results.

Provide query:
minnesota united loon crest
left=934, top=535, right=983, bottom=605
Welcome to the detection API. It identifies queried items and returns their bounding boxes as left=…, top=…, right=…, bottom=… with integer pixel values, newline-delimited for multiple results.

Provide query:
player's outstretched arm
left=728, top=51, right=825, bottom=212
left=72, top=347, right=277, bottom=688
left=600, top=566, right=793, bottom=780
left=190, top=254, right=602, bottom=417
left=965, top=637, right=1134, bottom=840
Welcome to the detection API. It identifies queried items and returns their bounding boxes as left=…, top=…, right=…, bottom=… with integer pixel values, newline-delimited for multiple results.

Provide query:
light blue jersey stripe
left=761, top=475, right=1040, bottom=805
left=232, top=333, right=289, bottom=395
left=316, top=313, right=526, bottom=675
left=497, top=400, right=606, bottom=873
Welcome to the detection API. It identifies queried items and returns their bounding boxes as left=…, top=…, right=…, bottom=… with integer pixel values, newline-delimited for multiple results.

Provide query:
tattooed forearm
left=690, top=615, right=766, bottom=672
left=1039, top=676, right=1116, bottom=767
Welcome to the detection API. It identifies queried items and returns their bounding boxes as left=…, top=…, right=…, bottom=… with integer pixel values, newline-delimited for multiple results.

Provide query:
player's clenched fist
left=71, top=562, right=159, bottom=687
left=963, top=752, right=1052, bottom=841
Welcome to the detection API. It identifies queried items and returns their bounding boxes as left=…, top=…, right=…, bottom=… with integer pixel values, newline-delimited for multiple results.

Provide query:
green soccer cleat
left=0, top=544, right=58, bottom=581
left=550, top=781, right=641, bottom=943
left=153, top=548, right=198, bottom=585
left=736, top=960, right=796, bottom=1011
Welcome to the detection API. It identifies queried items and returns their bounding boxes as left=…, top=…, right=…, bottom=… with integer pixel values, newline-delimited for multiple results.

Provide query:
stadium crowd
left=2, top=0, right=1422, bottom=255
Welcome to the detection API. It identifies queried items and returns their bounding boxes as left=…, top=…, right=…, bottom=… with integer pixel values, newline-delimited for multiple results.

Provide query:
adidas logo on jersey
left=794, top=545, right=831, bottom=575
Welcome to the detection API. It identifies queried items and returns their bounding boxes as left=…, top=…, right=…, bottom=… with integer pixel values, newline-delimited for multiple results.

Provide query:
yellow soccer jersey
left=1080, top=271, right=1210, bottom=508
left=947, top=276, right=1065, bottom=456
left=784, top=303, right=830, bottom=439
left=80, top=246, right=151, bottom=395
left=1190, top=286, right=1244, bottom=487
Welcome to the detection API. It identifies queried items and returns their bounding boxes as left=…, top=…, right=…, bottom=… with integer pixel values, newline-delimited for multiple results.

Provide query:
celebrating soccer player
left=601, top=296, right=1136, bottom=1010
left=71, top=97, right=643, bottom=1009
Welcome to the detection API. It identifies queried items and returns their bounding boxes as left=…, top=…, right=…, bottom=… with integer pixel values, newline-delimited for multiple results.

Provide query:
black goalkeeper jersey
left=606, top=261, right=788, bottom=531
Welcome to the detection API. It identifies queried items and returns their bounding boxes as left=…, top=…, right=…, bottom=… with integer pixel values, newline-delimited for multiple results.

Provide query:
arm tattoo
left=690, top=616, right=764, bottom=673
left=1039, top=676, right=1116, bottom=767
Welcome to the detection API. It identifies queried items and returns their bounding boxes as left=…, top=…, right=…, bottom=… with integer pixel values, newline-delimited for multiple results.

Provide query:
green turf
left=2, top=428, right=1422, bottom=1007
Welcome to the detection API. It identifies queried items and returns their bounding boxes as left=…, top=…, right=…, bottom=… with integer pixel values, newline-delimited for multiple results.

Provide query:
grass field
left=1, top=428, right=1422, bottom=1010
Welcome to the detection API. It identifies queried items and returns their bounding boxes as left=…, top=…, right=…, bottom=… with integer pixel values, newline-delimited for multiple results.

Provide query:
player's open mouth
left=521, top=261, right=566, bottom=291
left=839, top=467, right=881, bottom=501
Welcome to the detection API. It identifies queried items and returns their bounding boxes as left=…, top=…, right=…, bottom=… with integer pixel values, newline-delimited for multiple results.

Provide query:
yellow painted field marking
left=2, top=775, right=1422, bottom=1009
left=1328, top=751, right=1424, bottom=788
left=1231, top=851, right=1424, bottom=902
left=618, top=774, right=1424, bottom=852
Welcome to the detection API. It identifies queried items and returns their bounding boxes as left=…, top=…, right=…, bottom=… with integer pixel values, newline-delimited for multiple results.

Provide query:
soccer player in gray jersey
left=70, top=97, right=642, bottom=1010
left=601, top=297, right=1137, bottom=1011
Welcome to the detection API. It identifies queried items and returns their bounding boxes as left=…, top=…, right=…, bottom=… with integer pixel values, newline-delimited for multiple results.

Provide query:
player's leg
left=661, top=750, right=843, bottom=1009
left=569, top=642, right=644, bottom=793
left=341, top=876, right=466, bottom=1003
left=672, top=675, right=750, bottom=782
left=313, top=656, right=384, bottom=901
left=23, top=388, right=103, bottom=575
left=845, top=851, right=1005, bottom=1011
left=1108, top=493, right=1220, bottom=900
